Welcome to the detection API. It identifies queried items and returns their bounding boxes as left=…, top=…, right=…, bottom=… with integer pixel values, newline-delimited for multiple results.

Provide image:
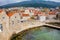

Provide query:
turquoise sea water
left=11, top=26, right=60, bottom=40
left=22, top=27, right=60, bottom=40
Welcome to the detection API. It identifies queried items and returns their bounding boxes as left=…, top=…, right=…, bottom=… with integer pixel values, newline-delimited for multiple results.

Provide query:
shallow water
left=22, top=27, right=60, bottom=40
left=11, top=26, right=60, bottom=40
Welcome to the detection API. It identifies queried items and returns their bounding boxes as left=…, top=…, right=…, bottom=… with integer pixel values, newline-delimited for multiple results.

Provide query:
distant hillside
left=0, top=1, right=60, bottom=8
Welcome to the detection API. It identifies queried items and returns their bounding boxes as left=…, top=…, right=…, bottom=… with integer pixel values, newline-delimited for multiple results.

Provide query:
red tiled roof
left=49, top=11, right=56, bottom=15
left=0, top=9, right=3, bottom=13
left=7, top=11, right=16, bottom=17
left=38, top=11, right=42, bottom=14
left=21, top=12, right=29, bottom=17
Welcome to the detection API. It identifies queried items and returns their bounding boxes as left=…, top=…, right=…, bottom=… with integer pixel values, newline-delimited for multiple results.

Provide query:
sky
left=0, top=0, right=60, bottom=6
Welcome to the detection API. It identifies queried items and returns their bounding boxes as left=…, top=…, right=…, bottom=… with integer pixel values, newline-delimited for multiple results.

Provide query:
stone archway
left=10, top=26, right=60, bottom=40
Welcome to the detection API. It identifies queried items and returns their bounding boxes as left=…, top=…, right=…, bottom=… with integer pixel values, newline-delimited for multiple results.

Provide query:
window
left=2, top=16, right=5, bottom=19
left=15, top=16, right=16, bottom=18
left=12, top=21, right=14, bottom=25
left=0, top=24, right=3, bottom=32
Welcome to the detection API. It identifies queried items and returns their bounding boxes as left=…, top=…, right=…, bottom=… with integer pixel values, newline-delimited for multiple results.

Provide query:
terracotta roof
left=0, top=9, right=3, bottom=13
left=38, top=11, right=42, bottom=14
left=22, top=13, right=29, bottom=17
left=49, top=11, right=55, bottom=15
left=7, top=11, right=16, bottom=17
left=33, top=10, right=42, bottom=16
left=38, top=12, right=47, bottom=16
left=32, top=10, right=38, bottom=16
